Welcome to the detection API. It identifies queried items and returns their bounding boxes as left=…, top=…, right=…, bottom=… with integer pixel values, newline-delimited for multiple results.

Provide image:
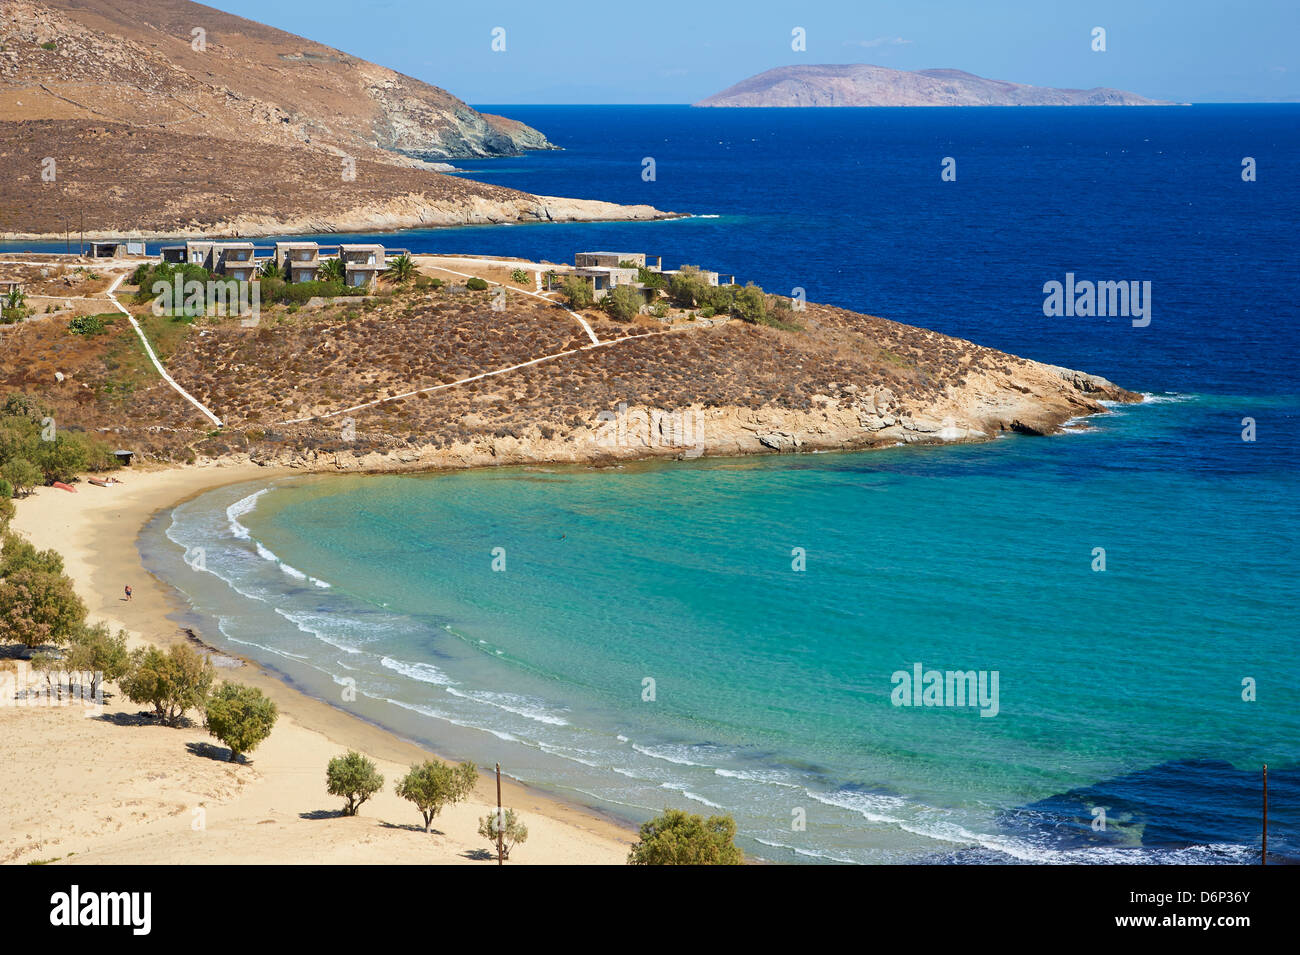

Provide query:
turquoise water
left=143, top=394, right=1299, bottom=863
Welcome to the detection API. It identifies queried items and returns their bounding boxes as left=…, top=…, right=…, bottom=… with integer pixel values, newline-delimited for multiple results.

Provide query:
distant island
left=695, top=64, right=1169, bottom=107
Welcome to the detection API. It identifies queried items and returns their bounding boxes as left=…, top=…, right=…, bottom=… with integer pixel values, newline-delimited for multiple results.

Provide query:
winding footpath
left=105, top=273, right=224, bottom=427
left=420, top=258, right=601, bottom=345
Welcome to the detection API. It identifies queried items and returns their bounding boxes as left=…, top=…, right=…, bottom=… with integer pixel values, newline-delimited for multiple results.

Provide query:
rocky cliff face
left=1, top=0, right=554, bottom=158
left=696, top=64, right=1170, bottom=107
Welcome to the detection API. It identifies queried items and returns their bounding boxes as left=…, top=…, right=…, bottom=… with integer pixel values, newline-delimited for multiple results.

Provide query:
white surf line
left=104, top=273, right=224, bottom=427
left=275, top=328, right=681, bottom=426
left=422, top=259, right=601, bottom=346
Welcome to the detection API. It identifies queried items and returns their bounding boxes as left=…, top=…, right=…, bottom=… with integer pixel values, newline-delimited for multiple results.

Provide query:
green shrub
left=627, top=809, right=745, bottom=865
left=40, top=41, right=56, bottom=51
left=0, top=458, right=42, bottom=496
left=465, top=277, right=489, bottom=292
left=601, top=284, right=644, bottom=322
left=30, top=434, right=89, bottom=485
left=560, top=276, right=594, bottom=308
left=668, top=267, right=711, bottom=308
left=509, top=268, right=529, bottom=283
left=479, top=808, right=529, bottom=860
left=637, top=266, right=667, bottom=290
left=0, top=480, right=13, bottom=504
left=729, top=282, right=768, bottom=325
left=68, top=315, right=107, bottom=336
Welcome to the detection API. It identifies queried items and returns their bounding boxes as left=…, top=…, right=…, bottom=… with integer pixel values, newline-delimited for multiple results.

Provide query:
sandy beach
left=1, top=464, right=633, bottom=865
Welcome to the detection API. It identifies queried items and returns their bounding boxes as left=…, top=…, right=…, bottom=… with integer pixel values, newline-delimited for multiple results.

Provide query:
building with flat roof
left=90, top=239, right=147, bottom=258
left=339, top=243, right=385, bottom=288
left=275, top=241, right=322, bottom=283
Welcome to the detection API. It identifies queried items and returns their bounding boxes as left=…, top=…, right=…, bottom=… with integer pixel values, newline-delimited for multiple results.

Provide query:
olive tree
left=120, top=643, right=214, bottom=725
left=204, top=682, right=278, bottom=762
left=326, top=751, right=384, bottom=816
left=395, top=760, right=477, bottom=832
left=65, top=623, right=130, bottom=698
left=0, top=567, right=86, bottom=649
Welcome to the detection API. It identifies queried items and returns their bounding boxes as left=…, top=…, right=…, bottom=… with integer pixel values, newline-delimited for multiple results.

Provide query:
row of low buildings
left=554, top=252, right=737, bottom=302
left=156, top=240, right=399, bottom=288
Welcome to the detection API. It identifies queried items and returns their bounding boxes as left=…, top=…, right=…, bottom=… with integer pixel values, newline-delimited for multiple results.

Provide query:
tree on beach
left=395, top=759, right=478, bottom=832
left=204, top=682, right=278, bottom=762
left=120, top=643, right=215, bottom=725
left=0, top=532, right=64, bottom=579
left=0, top=492, right=14, bottom=529
left=478, top=808, right=528, bottom=860
left=65, top=623, right=130, bottom=699
left=626, top=809, right=745, bottom=865
left=0, top=567, right=86, bottom=649
left=326, top=751, right=384, bottom=816
left=0, top=458, right=42, bottom=497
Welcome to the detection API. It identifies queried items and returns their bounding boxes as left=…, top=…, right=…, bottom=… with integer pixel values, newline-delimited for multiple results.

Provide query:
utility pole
left=1262, top=763, right=1268, bottom=865
left=495, top=763, right=504, bottom=865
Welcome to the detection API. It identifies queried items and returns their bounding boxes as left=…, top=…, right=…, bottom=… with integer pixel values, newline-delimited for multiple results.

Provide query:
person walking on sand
left=124, top=584, right=132, bottom=601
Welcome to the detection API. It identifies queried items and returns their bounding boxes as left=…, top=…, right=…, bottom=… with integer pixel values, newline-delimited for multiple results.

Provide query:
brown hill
left=1, top=0, right=550, bottom=158
left=0, top=0, right=675, bottom=236
left=0, top=258, right=1138, bottom=472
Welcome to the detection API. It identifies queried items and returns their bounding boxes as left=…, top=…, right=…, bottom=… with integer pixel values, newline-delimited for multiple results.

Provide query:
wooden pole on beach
left=496, top=763, right=504, bottom=866
left=1262, top=763, right=1268, bottom=865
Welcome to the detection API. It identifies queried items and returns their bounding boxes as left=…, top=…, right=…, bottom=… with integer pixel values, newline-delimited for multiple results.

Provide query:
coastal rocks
left=1042, top=364, right=1125, bottom=396
left=73, top=193, right=681, bottom=242
left=757, top=431, right=802, bottom=452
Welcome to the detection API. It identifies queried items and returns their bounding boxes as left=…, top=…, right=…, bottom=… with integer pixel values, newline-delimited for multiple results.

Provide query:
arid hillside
left=0, top=1, right=674, bottom=237
left=0, top=120, right=668, bottom=237
left=0, top=256, right=1139, bottom=474
left=1, top=0, right=549, bottom=158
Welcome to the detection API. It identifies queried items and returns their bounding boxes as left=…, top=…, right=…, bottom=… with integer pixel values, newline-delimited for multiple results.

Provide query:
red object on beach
left=52, top=482, right=77, bottom=493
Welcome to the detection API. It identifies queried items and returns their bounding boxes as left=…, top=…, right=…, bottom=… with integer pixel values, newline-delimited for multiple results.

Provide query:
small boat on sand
left=52, top=482, right=77, bottom=493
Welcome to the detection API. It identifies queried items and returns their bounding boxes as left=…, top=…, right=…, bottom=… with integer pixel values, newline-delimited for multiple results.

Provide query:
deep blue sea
left=129, top=106, right=1296, bottom=863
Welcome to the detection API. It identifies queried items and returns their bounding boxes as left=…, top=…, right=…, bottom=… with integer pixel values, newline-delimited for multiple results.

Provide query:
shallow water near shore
left=140, top=391, right=1299, bottom=864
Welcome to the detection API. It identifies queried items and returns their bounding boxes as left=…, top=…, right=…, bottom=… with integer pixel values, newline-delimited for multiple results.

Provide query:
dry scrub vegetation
left=0, top=271, right=1096, bottom=468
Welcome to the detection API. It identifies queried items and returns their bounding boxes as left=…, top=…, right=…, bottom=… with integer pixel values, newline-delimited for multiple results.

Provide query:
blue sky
left=213, top=0, right=1298, bottom=104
